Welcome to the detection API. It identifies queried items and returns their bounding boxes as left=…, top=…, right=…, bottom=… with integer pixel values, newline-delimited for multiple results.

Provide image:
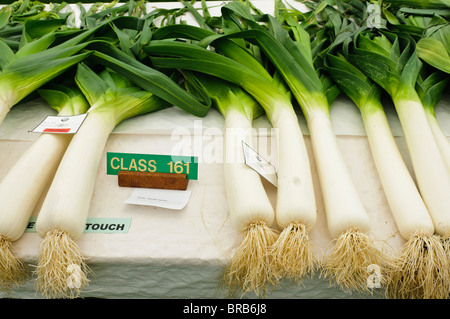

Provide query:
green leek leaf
left=89, top=43, right=210, bottom=117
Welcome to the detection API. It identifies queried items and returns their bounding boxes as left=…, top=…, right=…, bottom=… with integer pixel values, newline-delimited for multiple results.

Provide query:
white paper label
left=32, top=113, right=88, bottom=134
left=242, top=141, right=278, bottom=187
left=124, top=188, right=191, bottom=210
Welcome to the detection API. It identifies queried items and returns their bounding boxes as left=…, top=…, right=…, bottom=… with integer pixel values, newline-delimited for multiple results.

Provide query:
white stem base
left=271, top=108, right=317, bottom=230
left=395, top=97, right=450, bottom=237
left=0, top=133, right=72, bottom=241
left=36, top=111, right=116, bottom=240
left=223, top=109, right=275, bottom=231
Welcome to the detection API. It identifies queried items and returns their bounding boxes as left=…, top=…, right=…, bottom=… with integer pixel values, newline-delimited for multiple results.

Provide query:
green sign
left=106, top=152, right=198, bottom=180
left=25, top=217, right=131, bottom=234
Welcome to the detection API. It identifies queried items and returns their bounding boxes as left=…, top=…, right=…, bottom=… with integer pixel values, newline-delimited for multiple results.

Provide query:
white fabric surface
left=0, top=128, right=407, bottom=299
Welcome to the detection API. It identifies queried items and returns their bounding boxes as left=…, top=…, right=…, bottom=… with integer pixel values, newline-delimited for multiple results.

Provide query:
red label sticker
left=43, top=128, right=71, bottom=133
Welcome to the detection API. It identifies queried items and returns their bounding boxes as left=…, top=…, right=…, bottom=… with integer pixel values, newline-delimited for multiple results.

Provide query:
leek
left=35, top=63, right=171, bottom=299
left=0, top=80, right=89, bottom=292
left=183, top=70, right=277, bottom=297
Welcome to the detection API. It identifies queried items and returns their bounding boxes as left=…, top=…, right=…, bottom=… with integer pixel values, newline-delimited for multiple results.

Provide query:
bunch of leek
left=345, top=27, right=450, bottom=299
left=146, top=21, right=316, bottom=295
left=212, top=1, right=390, bottom=293
left=324, top=51, right=448, bottom=299
left=298, top=0, right=450, bottom=298
left=165, top=0, right=319, bottom=288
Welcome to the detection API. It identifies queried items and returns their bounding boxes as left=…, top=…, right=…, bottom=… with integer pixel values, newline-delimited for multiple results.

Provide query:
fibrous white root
left=0, top=235, right=28, bottom=292
left=386, top=232, right=450, bottom=299
left=35, top=228, right=90, bottom=299
left=270, top=222, right=316, bottom=284
left=222, top=221, right=278, bottom=298
left=321, top=227, right=391, bottom=294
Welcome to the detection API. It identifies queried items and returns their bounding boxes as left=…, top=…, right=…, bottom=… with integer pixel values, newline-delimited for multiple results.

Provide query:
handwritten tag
left=242, top=141, right=278, bottom=187
left=124, top=188, right=191, bottom=210
left=32, top=113, right=87, bottom=134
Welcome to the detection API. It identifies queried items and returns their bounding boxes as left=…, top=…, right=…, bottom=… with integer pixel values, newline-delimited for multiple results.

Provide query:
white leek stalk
left=307, top=108, right=370, bottom=239
left=393, top=95, right=450, bottom=238
left=361, top=106, right=435, bottom=239
left=306, top=106, right=388, bottom=293
left=269, top=106, right=317, bottom=283
left=224, top=110, right=274, bottom=231
left=0, top=84, right=88, bottom=291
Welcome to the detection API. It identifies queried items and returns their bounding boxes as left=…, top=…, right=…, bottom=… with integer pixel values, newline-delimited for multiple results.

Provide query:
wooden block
left=118, top=171, right=189, bottom=190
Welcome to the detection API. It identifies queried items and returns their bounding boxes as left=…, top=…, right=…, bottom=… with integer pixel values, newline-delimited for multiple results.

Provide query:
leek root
left=269, top=222, right=316, bottom=283
left=321, top=227, right=390, bottom=294
left=386, top=232, right=449, bottom=299
left=223, top=221, right=278, bottom=298
left=0, top=235, right=27, bottom=291
left=35, top=229, right=90, bottom=299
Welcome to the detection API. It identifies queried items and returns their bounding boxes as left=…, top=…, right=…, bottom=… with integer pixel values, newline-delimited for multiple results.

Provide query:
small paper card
left=124, top=188, right=192, bottom=210
left=32, top=113, right=88, bottom=134
left=242, top=141, right=278, bottom=187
